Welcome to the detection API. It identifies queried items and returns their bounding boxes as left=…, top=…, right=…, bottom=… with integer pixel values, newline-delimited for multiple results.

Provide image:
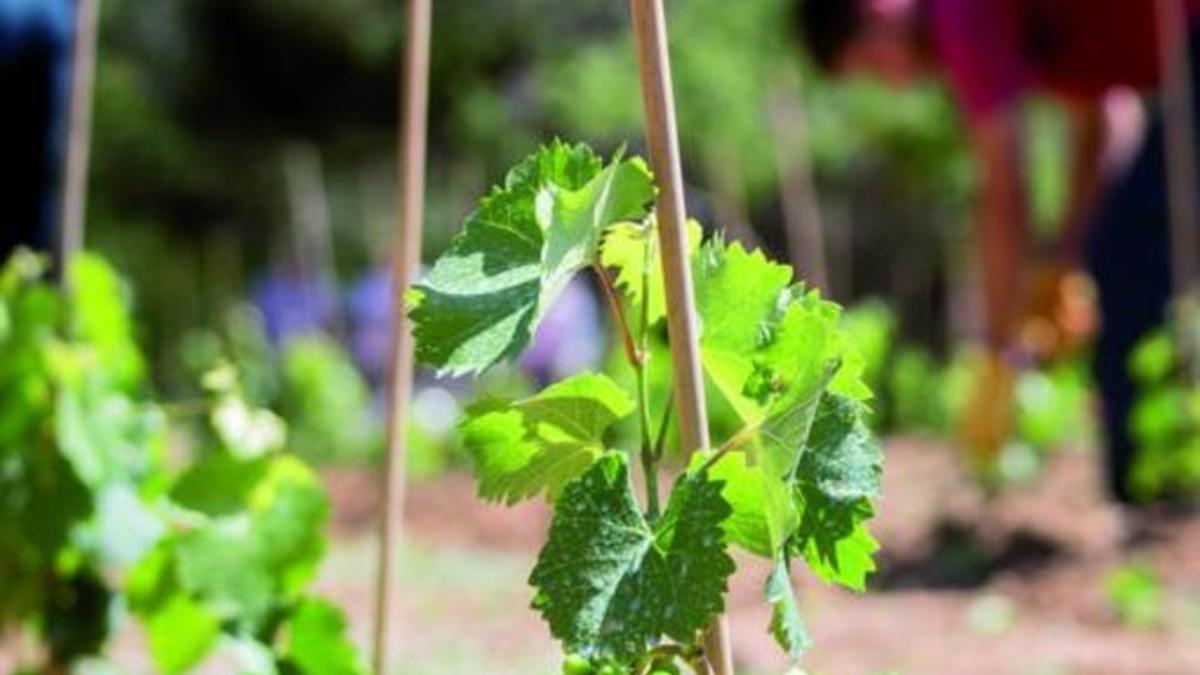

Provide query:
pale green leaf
left=462, top=373, right=633, bottom=504
left=56, top=375, right=166, bottom=488
left=68, top=254, right=145, bottom=389
left=600, top=218, right=703, bottom=326
left=699, top=451, right=797, bottom=558
left=282, top=598, right=367, bottom=675
left=144, top=594, right=221, bottom=675
left=211, top=394, right=287, bottom=459
left=174, top=457, right=329, bottom=627
left=692, top=240, right=794, bottom=420
left=765, top=557, right=809, bottom=663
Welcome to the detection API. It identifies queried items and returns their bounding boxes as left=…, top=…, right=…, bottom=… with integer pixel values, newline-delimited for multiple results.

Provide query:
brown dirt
left=319, top=436, right=1200, bottom=674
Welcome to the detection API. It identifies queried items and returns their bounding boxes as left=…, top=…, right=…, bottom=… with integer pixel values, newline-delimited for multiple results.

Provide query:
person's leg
left=1086, top=113, right=1172, bottom=504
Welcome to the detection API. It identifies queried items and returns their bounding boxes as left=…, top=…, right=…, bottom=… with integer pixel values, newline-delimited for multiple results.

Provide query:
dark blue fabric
left=1086, top=115, right=1173, bottom=504
left=1085, top=34, right=1200, bottom=503
left=0, top=0, right=75, bottom=259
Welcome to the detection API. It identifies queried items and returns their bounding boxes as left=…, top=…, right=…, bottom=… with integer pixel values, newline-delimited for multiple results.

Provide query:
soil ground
left=318, top=436, right=1200, bottom=675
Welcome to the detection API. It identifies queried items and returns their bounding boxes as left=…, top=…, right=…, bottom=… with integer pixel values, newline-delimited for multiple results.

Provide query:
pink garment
left=927, top=0, right=1192, bottom=122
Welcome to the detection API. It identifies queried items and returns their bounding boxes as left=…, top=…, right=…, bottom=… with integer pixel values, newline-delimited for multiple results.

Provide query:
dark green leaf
left=529, top=455, right=734, bottom=662
left=411, top=142, right=653, bottom=376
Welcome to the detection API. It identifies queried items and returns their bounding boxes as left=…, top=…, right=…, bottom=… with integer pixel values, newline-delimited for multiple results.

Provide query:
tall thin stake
left=1157, top=0, right=1200, bottom=382
left=769, top=73, right=828, bottom=291
left=373, top=0, right=431, bottom=671
left=627, top=1, right=733, bottom=672
left=60, top=0, right=101, bottom=275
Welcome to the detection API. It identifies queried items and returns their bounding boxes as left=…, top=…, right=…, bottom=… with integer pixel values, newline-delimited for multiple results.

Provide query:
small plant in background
left=0, top=250, right=365, bottom=674
left=1128, top=325, right=1200, bottom=501
left=408, top=141, right=884, bottom=673
left=1104, top=562, right=1164, bottom=630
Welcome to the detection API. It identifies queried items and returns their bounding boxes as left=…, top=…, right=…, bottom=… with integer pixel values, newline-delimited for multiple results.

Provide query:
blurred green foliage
left=1104, top=562, right=1164, bottom=630
left=85, top=0, right=989, bottom=376
left=0, top=250, right=365, bottom=673
left=838, top=300, right=1093, bottom=485
left=1128, top=323, right=1200, bottom=501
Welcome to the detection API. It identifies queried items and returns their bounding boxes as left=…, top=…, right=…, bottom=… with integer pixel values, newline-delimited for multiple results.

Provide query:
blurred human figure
left=520, top=277, right=605, bottom=386
left=346, top=265, right=392, bottom=386
left=250, top=260, right=338, bottom=345
left=796, top=0, right=1198, bottom=502
left=0, top=0, right=74, bottom=259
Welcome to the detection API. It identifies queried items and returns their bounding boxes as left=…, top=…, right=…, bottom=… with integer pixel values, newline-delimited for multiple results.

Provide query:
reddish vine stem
left=594, top=263, right=643, bottom=368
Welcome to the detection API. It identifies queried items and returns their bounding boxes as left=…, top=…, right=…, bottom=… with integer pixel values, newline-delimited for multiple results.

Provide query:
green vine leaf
left=68, top=254, right=145, bottom=390
left=700, top=451, right=797, bottom=558
left=692, top=239, right=794, bottom=422
left=281, top=597, right=368, bottom=675
left=173, top=457, right=330, bottom=628
left=410, top=142, right=653, bottom=376
left=765, top=557, right=809, bottom=664
left=600, top=218, right=703, bottom=326
left=462, top=372, right=634, bottom=504
left=790, top=393, right=882, bottom=591
left=528, top=454, right=734, bottom=663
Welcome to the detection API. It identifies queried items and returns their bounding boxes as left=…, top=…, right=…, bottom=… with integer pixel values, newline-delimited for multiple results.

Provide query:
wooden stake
left=373, top=0, right=431, bottom=671
left=769, top=74, right=828, bottom=292
left=627, top=1, right=733, bottom=672
left=59, top=0, right=100, bottom=275
left=1156, top=0, right=1200, bottom=381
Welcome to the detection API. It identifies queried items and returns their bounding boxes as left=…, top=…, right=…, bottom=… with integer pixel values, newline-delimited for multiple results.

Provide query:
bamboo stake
left=59, top=0, right=100, bottom=276
left=1156, top=0, right=1200, bottom=381
left=281, top=143, right=344, bottom=336
left=373, top=0, right=431, bottom=671
left=627, top=1, right=733, bottom=673
left=769, top=73, right=828, bottom=291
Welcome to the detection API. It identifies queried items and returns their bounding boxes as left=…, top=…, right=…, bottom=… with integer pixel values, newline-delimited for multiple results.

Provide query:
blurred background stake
left=770, top=72, right=828, bottom=291
left=1157, top=0, right=1200, bottom=382
left=59, top=0, right=100, bottom=279
left=704, top=143, right=761, bottom=250
left=282, top=143, right=344, bottom=336
left=627, top=1, right=733, bottom=673
left=373, top=0, right=432, bottom=672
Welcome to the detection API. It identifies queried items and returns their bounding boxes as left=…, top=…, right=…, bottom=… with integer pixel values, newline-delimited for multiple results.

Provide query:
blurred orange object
left=958, top=350, right=1016, bottom=473
left=1019, top=265, right=1098, bottom=362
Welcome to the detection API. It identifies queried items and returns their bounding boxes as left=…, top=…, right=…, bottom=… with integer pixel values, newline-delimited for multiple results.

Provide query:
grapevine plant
left=408, top=141, right=884, bottom=672
left=0, top=250, right=364, bottom=674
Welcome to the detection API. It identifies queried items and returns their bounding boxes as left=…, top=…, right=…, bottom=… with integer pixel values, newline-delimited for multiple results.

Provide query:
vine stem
left=627, top=0, right=733, bottom=671
left=593, top=261, right=660, bottom=518
left=635, top=232, right=660, bottom=520
left=594, top=263, right=642, bottom=369
left=373, top=0, right=431, bottom=671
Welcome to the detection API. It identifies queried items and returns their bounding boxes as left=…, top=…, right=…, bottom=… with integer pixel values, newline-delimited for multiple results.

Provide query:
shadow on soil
left=873, top=519, right=1068, bottom=590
